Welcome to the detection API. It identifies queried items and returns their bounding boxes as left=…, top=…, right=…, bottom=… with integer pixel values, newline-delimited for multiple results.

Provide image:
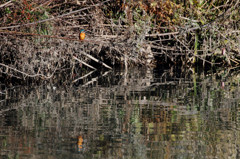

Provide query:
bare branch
left=0, top=0, right=111, bottom=30
left=0, top=0, right=12, bottom=8
left=73, top=56, right=97, bottom=70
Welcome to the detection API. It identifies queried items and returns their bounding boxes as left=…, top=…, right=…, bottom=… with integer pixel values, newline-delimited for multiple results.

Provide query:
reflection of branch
left=82, top=70, right=111, bottom=87
left=149, top=81, right=177, bottom=87
left=131, top=100, right=177, bottom=107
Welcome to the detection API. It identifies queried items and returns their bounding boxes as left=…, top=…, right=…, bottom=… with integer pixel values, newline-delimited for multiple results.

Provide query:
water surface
left=1, top=68, right=240, bottom=159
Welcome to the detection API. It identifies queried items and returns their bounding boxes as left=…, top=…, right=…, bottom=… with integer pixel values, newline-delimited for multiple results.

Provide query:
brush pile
left=1, top=0, right=240, bottom=83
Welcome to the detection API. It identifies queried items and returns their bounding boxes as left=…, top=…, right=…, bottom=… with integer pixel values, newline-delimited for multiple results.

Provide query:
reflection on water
left=1, top=68, right=240, bottom=159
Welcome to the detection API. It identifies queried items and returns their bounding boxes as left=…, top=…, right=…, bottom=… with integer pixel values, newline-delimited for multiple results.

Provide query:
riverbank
left=1, top=0, right=240, bottom=85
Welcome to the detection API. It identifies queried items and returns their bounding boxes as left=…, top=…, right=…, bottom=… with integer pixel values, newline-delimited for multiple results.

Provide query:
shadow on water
left=1, top=67, right=240, bottom=158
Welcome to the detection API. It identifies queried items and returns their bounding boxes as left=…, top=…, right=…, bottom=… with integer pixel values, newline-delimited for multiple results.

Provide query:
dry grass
left=1, top=0, right=240, bottom=83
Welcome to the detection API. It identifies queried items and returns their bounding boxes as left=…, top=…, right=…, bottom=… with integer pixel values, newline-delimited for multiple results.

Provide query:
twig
left=0, top=63, right=56, bottom=79
left=82, top=70, right=111, bottom=87
left=72, top=70, right=96, bottom=83
left=146, top=32, right=179, bottom=37
left=73, top=56, right=97, bottom=70
left=0, top=0, right=12, bottom=8
left=31, top=0, right=53, bottom=11
left=0, top=0, right=111, bottom=30
left=0, top=29, right=72, bottom=40
left=193, top=55, right=222, bottom=65
left=80, top=51, right=112, bottom=69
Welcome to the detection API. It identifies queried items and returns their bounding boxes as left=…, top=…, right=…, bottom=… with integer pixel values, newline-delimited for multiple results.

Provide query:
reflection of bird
left=79, top=29, right=85, bottom=41
left=78, top=135, right=83, bottom=150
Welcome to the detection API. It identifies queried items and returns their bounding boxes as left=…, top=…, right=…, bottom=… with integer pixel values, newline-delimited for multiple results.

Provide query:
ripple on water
left=0, top=68, right=240, bottom=159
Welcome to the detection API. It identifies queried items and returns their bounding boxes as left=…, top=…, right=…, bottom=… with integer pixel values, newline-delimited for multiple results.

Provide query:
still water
left=1, top=67, right=240, bottom=159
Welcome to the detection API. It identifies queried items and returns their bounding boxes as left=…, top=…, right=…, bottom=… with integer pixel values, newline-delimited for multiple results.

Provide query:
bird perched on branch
left=79, top=29, right=85, bottom=41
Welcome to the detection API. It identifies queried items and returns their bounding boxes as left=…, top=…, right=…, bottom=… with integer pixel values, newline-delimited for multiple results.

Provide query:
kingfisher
left=79, top=29, right=85, bottom=41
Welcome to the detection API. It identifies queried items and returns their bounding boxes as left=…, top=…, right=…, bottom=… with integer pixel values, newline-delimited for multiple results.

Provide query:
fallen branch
left=80, top=51, right=112, bottom=69
left=73, top=56, right=97, bottom=70
left=72, top=70, right=96, bottom=83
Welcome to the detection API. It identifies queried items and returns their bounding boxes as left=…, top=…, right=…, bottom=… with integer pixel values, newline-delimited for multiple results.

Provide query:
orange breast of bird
left=80, top=32, right=85, bottom=40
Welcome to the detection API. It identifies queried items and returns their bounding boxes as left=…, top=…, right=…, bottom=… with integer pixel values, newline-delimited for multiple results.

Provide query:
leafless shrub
left=1, top=0, right=240, bottom=83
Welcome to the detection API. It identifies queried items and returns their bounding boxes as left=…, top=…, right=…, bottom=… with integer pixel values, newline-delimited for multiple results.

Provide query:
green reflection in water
left=0, top=68, right=240, bottom=159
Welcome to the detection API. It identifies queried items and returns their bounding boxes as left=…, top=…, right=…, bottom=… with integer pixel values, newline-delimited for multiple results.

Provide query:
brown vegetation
left=0, top=0, right=240, bottom=83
